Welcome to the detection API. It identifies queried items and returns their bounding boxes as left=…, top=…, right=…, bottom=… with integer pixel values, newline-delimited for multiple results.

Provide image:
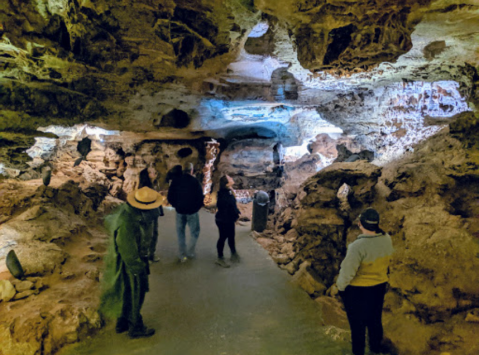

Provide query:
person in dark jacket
left=215, top=175, right=241, bottom=268
left=100, top=187, right=165, bottom=338
left=138, top=168, right=164, bottom=262
left=167, top=162, right=204, bottom=262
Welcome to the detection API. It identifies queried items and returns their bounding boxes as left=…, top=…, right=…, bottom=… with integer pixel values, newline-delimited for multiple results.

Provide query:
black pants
left=341, top=283, right=387, bottom=355
left=215, top=220, right=236, bottom=258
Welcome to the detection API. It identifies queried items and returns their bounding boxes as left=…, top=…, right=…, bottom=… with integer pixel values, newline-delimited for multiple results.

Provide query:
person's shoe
left=115, top=318, right=129, bottom=334
left=149, top=254, right=160, bottom=263
left=215, top=258, right=230, bottom=268
left=128, top=326, right=155, bottom=339
left=230, top=253, right=241, bottom=263
left=187, top=253, right=196, bottom=259
left=179, top=256, right=188, bottom=263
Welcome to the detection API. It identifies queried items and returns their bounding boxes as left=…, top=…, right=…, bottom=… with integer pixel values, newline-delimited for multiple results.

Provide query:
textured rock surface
left=0, top=179, right=107, bottom=355
left=1, top=0, right=478, bottom=177
left=0, top=280, right=16, bottom=302
left=258, top=112, right=479, bottom=354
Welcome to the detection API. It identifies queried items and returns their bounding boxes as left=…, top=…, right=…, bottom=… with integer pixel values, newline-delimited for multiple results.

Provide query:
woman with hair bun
left=336, top=208, right=394, bottom=355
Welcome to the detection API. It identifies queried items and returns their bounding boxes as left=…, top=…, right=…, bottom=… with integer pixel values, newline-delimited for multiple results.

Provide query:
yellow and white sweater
left=336, top=233, right=394, bottom=291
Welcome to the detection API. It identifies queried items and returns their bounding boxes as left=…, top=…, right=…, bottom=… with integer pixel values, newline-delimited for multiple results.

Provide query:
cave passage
left=59, top=209, right=348, bottom=355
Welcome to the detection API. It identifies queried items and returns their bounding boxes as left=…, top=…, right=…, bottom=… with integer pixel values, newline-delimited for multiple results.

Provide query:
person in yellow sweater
left=336, top=208, right=394, bottom=355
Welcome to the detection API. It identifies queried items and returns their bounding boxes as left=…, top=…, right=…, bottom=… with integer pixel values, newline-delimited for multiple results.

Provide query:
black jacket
left=215, top=188, right=240, bottom=223
left=167, top=173, right=204, bottom=214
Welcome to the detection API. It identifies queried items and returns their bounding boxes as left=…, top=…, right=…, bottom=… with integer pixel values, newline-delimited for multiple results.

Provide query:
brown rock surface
left=291, top=262, right=327, bottom=297
left=264, top=112, right=479, bottom=354
left=315, top=296, right=349, bottom=330
left=0, top=179, right=108, bottom=355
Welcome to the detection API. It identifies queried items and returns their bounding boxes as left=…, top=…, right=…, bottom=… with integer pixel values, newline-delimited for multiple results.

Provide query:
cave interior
left=0, top=0, right=479, bottom=354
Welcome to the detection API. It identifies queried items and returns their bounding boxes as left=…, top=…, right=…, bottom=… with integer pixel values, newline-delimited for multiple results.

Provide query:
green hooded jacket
left=100, top=203, right=153, bottom=323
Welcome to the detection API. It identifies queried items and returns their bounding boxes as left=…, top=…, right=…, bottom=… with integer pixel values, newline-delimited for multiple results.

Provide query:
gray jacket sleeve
left=336, top=242, right=362, bottom=291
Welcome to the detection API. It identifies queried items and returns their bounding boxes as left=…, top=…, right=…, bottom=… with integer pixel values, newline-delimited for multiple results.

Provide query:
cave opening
left=176, top=147, right=193, bottom=158
left=158, top=109, right=191, bottom=129
left=323, top=24, right=357, bottom=66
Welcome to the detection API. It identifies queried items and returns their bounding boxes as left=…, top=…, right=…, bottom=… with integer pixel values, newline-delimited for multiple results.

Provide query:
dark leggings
left=215, top=220, right=236, bottom=258
left=341, top=282, right=387, bottom=355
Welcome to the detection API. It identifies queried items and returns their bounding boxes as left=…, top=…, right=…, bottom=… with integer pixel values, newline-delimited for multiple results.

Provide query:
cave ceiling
left=0, top=0, right=478, bottom=169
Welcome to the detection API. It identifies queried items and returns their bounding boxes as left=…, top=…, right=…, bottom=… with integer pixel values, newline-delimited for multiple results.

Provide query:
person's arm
left=230, top=193, right=240, bottom=220
left=336, top=243, right=362, bottom=291
left=233, top=196, right=240, bottom=219
left=217, top=192, right=240, bottom=220
left=167, top=180, right=178, bottom=207
left=116, top=223, right=146, bottom=275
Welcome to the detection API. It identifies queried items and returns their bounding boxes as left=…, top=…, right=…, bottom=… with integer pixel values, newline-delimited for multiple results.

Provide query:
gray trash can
left=252, top=191, right=269, bottom=232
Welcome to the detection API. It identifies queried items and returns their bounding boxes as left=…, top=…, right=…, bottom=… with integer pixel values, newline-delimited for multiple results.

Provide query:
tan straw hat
left=127, top=187, right=165, bottom=210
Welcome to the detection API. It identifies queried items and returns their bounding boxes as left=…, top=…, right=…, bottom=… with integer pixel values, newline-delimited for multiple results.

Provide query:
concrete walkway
left=61, top=208, right=349, bottom=355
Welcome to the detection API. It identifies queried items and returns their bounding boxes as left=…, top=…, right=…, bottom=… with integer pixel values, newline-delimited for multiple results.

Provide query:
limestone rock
left=305, top=161, right=381, bottom=191
left=13, top=289, right=37, bottom=300
left=98, top=195, right=124, bottom=215
left=271, top=253, right=291, bottom=265
left=255, top=238, right=278, bottom=253
left=14, top=280, right=34, bottom=293
left=284, top=228, right=298, bottom=242
left=291, top=262, right=327, bottom=297
left=274, top=235, right=285, bottom=244
left=465, top=309, right=479, bottom=323
left=60, top=272, right=76, bottom=280
left=280, top=243, right=293, bottom=255
left=315, top=296, right=349, bottom=329
left=280, top=261, right=298, bottom=275
left=0, top=280, right=16, bottom=302
left=14, top=242, right=66, bottom=276
left=0, top=205, right=87, bottom=244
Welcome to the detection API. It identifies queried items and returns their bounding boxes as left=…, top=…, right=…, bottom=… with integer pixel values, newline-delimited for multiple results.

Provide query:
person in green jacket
left=100, top=187, right=165, bottom=338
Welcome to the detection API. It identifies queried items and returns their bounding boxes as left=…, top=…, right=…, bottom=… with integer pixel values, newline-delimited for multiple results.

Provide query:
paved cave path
left=61, top=209, right=348, bottom=355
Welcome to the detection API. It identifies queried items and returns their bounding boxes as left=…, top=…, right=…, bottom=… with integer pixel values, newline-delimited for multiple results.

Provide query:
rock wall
left=0, top=180, right=112, bottom=355
left=3, top=126, right=210, bottom=200
left=259, top=111, right=479, bottom=354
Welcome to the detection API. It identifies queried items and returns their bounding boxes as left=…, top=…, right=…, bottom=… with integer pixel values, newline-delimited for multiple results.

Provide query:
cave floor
left=60, top=208, right=348, bottom=355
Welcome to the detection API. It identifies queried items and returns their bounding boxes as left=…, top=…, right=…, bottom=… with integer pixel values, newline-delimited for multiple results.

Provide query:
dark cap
left=359, top=208, right=380, bottom=231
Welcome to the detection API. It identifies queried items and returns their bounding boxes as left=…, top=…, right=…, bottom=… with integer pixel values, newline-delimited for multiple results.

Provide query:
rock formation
left=0, top=179, right=113, bottom=355
left=259, top=112, right=479, bottom=354
left=1, top=0, right=478, bottom=176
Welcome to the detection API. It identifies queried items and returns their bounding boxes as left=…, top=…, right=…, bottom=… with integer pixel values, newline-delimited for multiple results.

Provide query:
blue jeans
left=176, top=212, right=200, bottom=258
